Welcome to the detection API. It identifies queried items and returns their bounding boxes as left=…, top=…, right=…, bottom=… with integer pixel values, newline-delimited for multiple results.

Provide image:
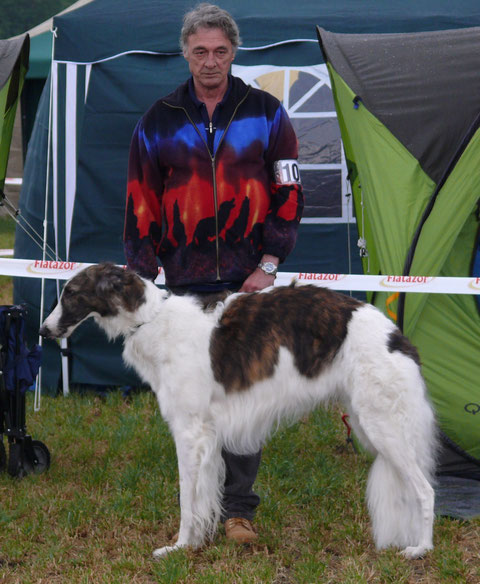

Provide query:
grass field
left=0, top=394, right=479, bottom=584
left=0, top=215, right=15, bottom=304
left=0, top=216, right=478, bottom=583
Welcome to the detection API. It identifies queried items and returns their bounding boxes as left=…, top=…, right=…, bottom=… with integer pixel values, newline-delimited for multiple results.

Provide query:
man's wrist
left=257, top=258, right=278, bottom=277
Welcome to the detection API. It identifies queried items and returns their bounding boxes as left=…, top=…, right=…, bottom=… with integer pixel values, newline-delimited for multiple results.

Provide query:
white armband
left=273, top=159, right=301, bottom=185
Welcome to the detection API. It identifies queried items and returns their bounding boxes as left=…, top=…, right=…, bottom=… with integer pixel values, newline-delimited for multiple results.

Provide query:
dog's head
left=39, top=263, right=146, bottom=339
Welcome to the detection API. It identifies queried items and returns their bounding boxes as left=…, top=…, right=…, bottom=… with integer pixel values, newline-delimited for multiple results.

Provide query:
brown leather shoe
left=224, top=517, right=258, bottom=544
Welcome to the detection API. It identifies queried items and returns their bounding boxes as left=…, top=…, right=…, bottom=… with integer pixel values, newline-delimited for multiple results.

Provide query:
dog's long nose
left=39, top=324, right=50, bottom=338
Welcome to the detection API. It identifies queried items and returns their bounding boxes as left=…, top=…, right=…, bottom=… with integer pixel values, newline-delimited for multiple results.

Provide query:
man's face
left=184, top=27, right=235, bottom=93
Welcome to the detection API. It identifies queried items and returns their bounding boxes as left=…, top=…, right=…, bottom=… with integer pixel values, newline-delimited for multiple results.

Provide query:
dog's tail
left=365, top=389, right=437, bottom=553
left=367, top=456, right=425, bottom=550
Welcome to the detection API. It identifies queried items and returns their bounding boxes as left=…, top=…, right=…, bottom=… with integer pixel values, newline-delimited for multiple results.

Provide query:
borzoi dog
left=40, top=263, right=437, bottom=559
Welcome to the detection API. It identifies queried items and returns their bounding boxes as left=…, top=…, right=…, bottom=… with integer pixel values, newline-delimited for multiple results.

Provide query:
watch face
left=260, top=262, right=277, bottom=275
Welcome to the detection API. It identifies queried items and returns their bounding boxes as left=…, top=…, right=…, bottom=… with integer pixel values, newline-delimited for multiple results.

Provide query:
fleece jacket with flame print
left=124, top=75, right=304, bottom=286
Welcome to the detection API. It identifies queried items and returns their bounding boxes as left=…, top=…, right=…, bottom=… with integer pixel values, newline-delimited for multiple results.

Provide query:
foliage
left=0, top=0, right=76, bottom=39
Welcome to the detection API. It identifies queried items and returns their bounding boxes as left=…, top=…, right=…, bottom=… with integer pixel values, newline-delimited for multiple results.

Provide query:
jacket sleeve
left=124, top=119, right=164, bottom=281
left=262, top=104, right=304, bottom=262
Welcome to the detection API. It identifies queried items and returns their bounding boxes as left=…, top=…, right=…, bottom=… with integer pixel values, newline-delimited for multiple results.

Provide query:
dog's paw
left=152, top=545, right=180, bottom=558
left=400, top=545, right=432, bottom=559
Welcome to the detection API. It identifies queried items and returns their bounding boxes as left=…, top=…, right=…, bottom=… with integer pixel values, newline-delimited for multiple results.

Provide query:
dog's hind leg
left=366, top=451, right=434, bottom=559
left=397, top=464, right=435, bottom=559
left=343, top=345, right=436, bottom=559
left=153, top=418, right=224, bottom=558
left=350, top=407, right=435, bottom=559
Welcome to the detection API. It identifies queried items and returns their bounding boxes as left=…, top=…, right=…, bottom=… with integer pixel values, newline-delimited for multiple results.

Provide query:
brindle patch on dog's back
left=210, top=285, right=362, bottom=392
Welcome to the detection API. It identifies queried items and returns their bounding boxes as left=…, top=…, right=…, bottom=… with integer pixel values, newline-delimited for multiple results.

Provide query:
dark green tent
left=317, top=26, right=480, bottom=492
left=0, top=35, right=29, bottom=194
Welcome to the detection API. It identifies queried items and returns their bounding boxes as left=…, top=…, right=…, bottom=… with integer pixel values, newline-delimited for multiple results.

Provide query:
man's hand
left=239, top=254, right=279, bottom=292
left=240, top=269, right=276, bottom=292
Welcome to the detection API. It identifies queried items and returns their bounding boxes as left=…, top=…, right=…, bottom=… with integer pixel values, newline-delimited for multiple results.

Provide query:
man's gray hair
left=180, top=3, right=241, bottom=54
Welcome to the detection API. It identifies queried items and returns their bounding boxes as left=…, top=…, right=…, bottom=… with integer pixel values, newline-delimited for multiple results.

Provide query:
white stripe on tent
left=51, top=61, right=59, bottom=259
left=53, top=50, right=182, bottom=66
left=85, top=63, right=92, bottom=100
left=54, top=59, right=70, bottom=397
left=37, top=28, right=59, bottom=411
left=239, top=39, right=318, bottom=51
left=47, top=61, right=91, bottom=399
left=65, top=62, right=77, bottom=259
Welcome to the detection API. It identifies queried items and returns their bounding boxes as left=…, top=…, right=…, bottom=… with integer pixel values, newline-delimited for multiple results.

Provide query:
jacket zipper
left=163, top=87, right=251, bottom=280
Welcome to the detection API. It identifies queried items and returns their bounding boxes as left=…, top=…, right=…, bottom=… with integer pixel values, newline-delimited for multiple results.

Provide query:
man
left=124, top=3, right=303, bottom=545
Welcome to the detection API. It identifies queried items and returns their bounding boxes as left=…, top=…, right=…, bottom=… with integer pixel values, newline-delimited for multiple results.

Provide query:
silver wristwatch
left=258, top=261, right=278, bottom=277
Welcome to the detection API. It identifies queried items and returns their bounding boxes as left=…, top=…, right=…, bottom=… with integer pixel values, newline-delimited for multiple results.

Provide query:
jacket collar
left=162, top=74, right=250, bottom=110
left=187, top=75, right=233, bottom=109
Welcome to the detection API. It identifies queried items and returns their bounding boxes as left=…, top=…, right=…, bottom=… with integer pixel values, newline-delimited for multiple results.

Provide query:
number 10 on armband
left=273, top=159, right=301, bottom=185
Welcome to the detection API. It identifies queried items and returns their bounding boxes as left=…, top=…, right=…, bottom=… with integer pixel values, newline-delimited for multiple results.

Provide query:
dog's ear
left=122, top=270, right=146, bottom=312
left=94, top=263, right=126, bottom=296
left=92, top=263, right=146, bottom=312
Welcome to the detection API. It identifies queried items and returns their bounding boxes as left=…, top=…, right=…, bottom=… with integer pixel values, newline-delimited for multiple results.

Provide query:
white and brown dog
left=40, top=263, right=437, bottom=559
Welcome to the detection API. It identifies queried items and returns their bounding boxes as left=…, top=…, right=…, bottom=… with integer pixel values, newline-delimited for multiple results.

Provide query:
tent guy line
left=1, top=258, right=478, bottom=295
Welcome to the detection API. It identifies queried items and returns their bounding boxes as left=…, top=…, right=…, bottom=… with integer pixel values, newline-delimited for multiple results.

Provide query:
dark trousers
left=222, top=448, right=262, bottom=521
left=169, top=283, right=262, bottom=521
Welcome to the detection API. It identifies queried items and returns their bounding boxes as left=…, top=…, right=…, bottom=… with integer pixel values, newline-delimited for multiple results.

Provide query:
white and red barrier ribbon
left=1, top=258, right=479, bottom=295
left=278, top=271, right=480, bottom=295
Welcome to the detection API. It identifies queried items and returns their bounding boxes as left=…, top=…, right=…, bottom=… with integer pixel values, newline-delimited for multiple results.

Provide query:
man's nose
left=205, top=52, right=216, bottom=67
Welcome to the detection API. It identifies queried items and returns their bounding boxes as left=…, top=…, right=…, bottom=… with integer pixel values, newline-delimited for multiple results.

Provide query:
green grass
left=0, top=215, right=15, bottom=248
left=0, top=392, right=478, bottom=583
left=0, top=217, right=479, bottom=582
left=0, top=214, right=15, bottom=303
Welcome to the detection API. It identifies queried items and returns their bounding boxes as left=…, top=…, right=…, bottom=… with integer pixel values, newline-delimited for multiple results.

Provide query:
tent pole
left=35, top=27, right=63, bottom=410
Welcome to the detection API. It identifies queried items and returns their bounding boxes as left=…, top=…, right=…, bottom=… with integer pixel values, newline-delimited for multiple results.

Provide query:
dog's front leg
left=153, top=417, right=224, bottom=558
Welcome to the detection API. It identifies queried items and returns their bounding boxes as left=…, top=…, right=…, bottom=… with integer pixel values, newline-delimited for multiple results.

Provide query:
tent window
left=302, top=169, right=341, bottom=218
left=293, top=118, right=341, bottom=165
left=232, top=64, right=350, bottom=225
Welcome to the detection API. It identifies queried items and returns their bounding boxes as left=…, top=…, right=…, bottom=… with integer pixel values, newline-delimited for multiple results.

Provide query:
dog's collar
left=125, top=296, right=168, bottom=338
left=126, top=321, right=148, bottom=338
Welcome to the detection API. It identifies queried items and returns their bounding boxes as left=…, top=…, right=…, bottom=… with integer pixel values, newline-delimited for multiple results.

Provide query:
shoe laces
left=225, top=517, right=255, bottom=532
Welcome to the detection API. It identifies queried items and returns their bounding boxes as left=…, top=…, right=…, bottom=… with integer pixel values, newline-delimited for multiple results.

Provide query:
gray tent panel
left=318, top=26, right=480, bottom=184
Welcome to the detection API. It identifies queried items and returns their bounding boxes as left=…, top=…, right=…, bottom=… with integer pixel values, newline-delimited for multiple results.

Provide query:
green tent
left=0, top=35, right=29, bottom=194
left=317, top=26, right=480, bottom=484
